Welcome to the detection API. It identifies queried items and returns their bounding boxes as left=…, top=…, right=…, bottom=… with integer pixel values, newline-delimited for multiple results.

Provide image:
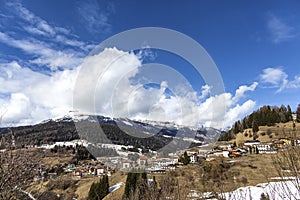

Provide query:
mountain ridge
left=0, top=114, right=223, bottom=152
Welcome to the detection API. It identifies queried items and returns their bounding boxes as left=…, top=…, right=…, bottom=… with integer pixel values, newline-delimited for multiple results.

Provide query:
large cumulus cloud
left=1, top=48, right=257, bottom=129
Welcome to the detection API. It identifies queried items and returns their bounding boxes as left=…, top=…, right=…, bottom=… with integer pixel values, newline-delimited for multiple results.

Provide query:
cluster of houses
left=27, top=135, right=300, bottom=182
left=175, top=137, right=300, bottom=164
left=243, top=137, right=300, bottom=154
left=32, top=161, right=116, bottom=181
left=121, top=155, right=177, bottom=173
left=67, top=137, right=300, bottom=176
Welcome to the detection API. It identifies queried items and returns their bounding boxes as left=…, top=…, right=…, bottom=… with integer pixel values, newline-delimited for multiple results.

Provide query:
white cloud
left=224, top=100, right=256, bottom=127
left=0, top=32, right=84, bottom=70
left=259, top=67, right=300, bottom=92
left=0, top=61, right=47, bottom=94
left=233, top=82, right=258, bottom=103
left=74, top=48, right=258, bottom=129
left=2, top=93, right=32, bottom=124
left=1, top=48, right=257, bottom=130
left=0, top=61, right=78, bottom=126
left=259, top=67, right=288, bottom=92
left=55, top=35, right=85, bottom=48
left=267, top=13, right=296, bottom=43
left=77, top=0, right=113, bottom=34
left=7, top=1, right=63, bottom=37
left=24, top=26, right=48, bottom=36
left=260, top=68, right=287, bottom=85
left=288, top=75, right=300, bottom=89
left=4, top=2, right=92, bottom=51
left=0, top=1, right=95, bottom=70
left=199, top=85, right=211, bottom=99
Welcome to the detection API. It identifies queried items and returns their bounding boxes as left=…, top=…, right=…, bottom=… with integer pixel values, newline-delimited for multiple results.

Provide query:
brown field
left=234, top=121, right=300, bottom=145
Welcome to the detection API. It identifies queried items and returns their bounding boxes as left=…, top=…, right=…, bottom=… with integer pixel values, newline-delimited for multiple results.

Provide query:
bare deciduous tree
left=267, top=126, right=300, bottom=199
left=0, top=149, right=37, bottom=200
left=0, top=113, right=37, bottom=200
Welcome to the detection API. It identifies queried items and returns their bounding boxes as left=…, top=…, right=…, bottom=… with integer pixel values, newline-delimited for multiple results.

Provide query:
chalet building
left=122, top=160, right=132, bottom=169
left=244, top=140, right=260, bottom=146
left=137, top=156, right=148, bottom=166
left=187, top=151, right=198, bottom=156
left=256, top=143, right=277, bottom=154
left=222, top=151, right=230, bottom=158
left=229, top=150, right=242, bottom=158
left=243, top=140, right=260, bottom=154
left=73, top=168, right=84, bottom=177
left=273, top=140, right=285, bottom=149
left=292, top=114, right=297, bottom=121
left=279, top=138, right=292, bottom=146
left=95, top=164, right=106, bottom=175
left=190, top=154, right=198, bottom=163
left=212, top=151, right=225, bottom=157
left=291, top=139, right=300, bottom=146
left=152, top=158, right=174, bottom=169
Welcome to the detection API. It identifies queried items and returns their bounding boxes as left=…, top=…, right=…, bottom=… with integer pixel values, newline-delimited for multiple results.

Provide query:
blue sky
left=0, top=0, right=300, bottom=128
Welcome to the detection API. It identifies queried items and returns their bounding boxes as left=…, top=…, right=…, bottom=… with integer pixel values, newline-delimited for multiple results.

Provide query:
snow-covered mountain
left=1, top=113, right=223, bottom=153
left=51, top=113, right=223, bottom=146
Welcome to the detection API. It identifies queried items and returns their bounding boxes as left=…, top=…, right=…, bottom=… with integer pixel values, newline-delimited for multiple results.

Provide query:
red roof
left=139, top=156, right=148, bottom=160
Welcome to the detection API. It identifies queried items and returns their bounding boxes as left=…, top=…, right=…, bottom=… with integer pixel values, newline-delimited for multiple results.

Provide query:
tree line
left=220, top=104, right=300, bottom=141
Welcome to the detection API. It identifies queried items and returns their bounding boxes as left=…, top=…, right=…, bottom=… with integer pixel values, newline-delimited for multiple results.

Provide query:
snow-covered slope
left=52, top=113, right=223, bottom=146
left=223, top=180, right=300, bottom=200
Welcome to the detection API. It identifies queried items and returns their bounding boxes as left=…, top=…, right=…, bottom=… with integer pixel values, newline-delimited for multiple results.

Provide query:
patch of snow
left=123, top=121, right=133, bottom=126
left=109, top=182, right=124, bottom=193
left=182, top=137, right=203, bottom=143
left=223, top=180, right=300, bottom=200
left=37, top=140, right=89, bottom=149
left=143, top=131, right=152, bottom=135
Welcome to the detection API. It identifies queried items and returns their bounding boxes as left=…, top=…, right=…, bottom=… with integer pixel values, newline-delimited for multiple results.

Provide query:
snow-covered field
left=187, top=180, right=300, bottom=200
left=223, top=180, right=300, bottom=200
left=36, top=140, right=138, bottom=157
left=37, top=139, right=89, bottom=149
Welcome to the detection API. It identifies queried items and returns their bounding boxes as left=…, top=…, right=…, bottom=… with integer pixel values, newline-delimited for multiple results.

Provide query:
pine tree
left=279, top=105, right=287, bottom=123
left=297, top=104, right=300, bottom=122
left=242, top=118, right=248, bottom=129
left=136, top=172, right=148, bottom=197
left=88, top=183, right=97, bottom=200
left=182, top=151, right=190, bottom=165
left=88, top=175, right=109, bottom=200
left=123, top=172, right=137, bottom=199
left=104, top=175, right=109, bottom=194
left=252, top=120, right=259, bottom=134
left=99, top=175, right=109, bottom=199
left=287, top=105, right=293, bottom=121
left=123, top=171, right=148, bottom=200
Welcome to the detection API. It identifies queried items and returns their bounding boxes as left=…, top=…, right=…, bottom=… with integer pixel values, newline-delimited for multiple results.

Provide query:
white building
left=190, top=154, right=198, bottom=163
left=256, top=143, right=277, bottom=154
left=244, top=140, right=260, bottom=146
left=122, top=160, right=132, bottom=169
left=137, top=156, right=148, bottom=166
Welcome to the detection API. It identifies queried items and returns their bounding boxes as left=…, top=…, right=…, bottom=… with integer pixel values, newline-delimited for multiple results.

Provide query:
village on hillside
left=1, top=121, right=299, bottom=181
left=1, top=110, right=300, bottom=200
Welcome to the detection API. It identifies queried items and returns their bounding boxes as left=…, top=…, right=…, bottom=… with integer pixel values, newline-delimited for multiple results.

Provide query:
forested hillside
left=220, top=104, right=300, bottom=141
